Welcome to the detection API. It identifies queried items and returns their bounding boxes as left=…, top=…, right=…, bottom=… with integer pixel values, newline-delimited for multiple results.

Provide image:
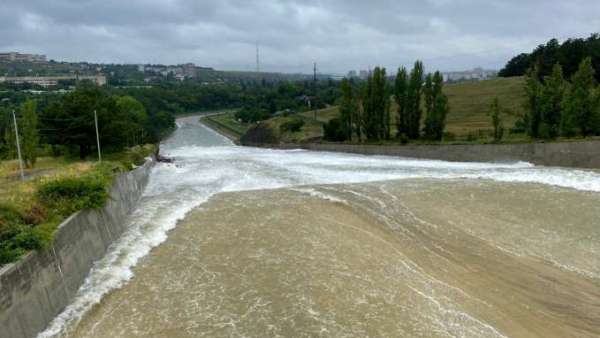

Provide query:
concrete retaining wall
left=249, top=141, right=600, bottom=169
left=0, top=160, right=154, bottom=338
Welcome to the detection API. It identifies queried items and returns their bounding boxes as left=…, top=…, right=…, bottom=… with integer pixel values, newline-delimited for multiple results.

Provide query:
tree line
left=235, top=80, right=340, bottom=123
left=519, top=57, right=600, bottom=139
left=499, top=34, right=600, bottom=82
left=1, top=83, right=176, bottom=164
left=326, top=61, right=449, bottom=142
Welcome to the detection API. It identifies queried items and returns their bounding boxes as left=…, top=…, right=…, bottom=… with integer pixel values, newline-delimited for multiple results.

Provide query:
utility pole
left=94, top=110, right=102, bottom=163
left=12, top=110, right=25, bottom=181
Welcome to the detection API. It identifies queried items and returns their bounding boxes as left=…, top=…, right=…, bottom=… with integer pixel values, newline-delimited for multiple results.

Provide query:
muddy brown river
left=39, top=117, right=600, bottom=338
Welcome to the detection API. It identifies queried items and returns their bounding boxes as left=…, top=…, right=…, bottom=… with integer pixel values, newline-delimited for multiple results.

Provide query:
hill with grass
left=207, top=76, right=528, bottom=144
left=443, top=76, right=525, bottom=137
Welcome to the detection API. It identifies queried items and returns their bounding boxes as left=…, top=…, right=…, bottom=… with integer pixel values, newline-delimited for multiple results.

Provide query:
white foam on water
left=289, top=187, right=349, bottom=204
left=39, top=118, right=600, bottom=337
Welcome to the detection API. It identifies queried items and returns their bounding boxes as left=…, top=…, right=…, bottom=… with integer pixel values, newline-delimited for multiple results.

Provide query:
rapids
left=39, top=116, right=600, bottom=337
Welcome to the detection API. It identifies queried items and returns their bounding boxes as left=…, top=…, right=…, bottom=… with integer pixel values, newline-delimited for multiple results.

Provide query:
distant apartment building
left=0, top=75, right=107, bottom=87
left=0, top=52, right=47, bottom=63
left=139, top=62, right=213, bottom=81
left=442, top=67, right=497, bottom=82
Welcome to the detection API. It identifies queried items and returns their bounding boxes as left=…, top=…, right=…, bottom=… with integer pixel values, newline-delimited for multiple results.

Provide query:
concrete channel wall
left=0, top=159, right=154, bottom=338
left=247, top=141, right=600, bottom=169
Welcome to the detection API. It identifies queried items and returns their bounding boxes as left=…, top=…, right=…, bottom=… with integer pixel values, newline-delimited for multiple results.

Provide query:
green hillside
left=299, top=76, right=527, bottom=141
left=444, top=76, right=525, bottom=136
left=210, top=76, right=528, bottom=144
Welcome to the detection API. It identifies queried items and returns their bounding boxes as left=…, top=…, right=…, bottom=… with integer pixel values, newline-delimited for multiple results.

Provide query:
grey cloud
left=1, top=0, right=599, bottom=73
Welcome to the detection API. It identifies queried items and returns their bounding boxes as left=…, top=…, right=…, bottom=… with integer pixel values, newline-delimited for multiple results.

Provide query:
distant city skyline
left=1, top=1, right=599, bottom=74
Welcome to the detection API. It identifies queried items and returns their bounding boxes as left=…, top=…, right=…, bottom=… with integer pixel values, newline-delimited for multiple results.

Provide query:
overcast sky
left=2, top=0, right=599, bottom=74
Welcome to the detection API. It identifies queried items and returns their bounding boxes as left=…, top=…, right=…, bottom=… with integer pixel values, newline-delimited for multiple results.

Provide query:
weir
left=243, top=140, right=600, bottom=169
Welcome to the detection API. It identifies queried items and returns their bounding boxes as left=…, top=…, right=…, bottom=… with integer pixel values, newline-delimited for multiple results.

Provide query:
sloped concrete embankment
left=245, top=141, right=600, bottom=169
left=0, top=159, right=155, bottom=338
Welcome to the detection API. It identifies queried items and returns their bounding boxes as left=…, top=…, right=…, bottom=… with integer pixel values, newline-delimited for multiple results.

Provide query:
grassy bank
left=201, top=112, right=250, bottom=140
left=260, top=77, right=529, bottom=144
left=443, top=76, right=525, bottom=136
left=204, top=77, right=598, bottom=146
left=0, top=145, right=156, bottom=265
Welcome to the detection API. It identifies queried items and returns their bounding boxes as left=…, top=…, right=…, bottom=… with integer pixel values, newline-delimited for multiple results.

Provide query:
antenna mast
left=256, top=42, right=260, bottom=73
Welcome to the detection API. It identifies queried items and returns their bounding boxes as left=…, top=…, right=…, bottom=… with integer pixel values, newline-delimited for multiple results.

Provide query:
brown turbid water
left=39, top=117, right=600, bottom=338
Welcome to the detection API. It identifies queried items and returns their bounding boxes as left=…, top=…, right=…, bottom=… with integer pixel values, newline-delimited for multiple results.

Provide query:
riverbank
left=65, top=179, right=600, bottom=337
left=200, top=112, right=248, bottom=144
left=0, top=145, right=157, bottom=266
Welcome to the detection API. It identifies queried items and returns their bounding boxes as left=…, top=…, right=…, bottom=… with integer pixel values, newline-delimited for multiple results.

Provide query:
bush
left=36, top=164, right=114, bottom=216
left=240, top=124, right=279, bottom=145
left=112, top=144, right=156, bottom=169
left=0, top=204, right=41, bottom=264
left=280, top=118, right=305, bottom=133
left=0, top=162, right=119, bottom=265
left=235, top=107, right=270, bottom=123
left=323, top=118, right=348, bottom=142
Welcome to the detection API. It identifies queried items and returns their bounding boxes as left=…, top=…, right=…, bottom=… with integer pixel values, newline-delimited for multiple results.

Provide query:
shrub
left=0, top=204, right=41, bottom=264
left=235, top=107, right=270, bottom=123
left=399, top=133, right=409, bottom=144
left=1, top=163, right=117, bottom=265
left=36, top=164, right=114, bottom=215
left=240, top=124, right=279, bottom=145
left=116, top=144, right=156, bottom=169
left=323, top=118, right=348, bottom=142
left=280, top=118, right=305, bottom=133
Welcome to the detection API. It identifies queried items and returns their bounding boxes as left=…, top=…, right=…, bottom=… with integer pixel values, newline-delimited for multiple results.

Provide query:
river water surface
left=39, top=116, right=600, bottom=337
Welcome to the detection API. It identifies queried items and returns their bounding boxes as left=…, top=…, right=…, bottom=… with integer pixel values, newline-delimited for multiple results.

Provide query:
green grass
left=271, top=77, right=528, bottom=144
left=0, top=161, right=113, bottom=264
left=264, top=115, right=323, bottom=143
left=202, top=112, right=250, bottom=140
left=0, top=145, right=156, bottom=265
left=205, top=77, right=530, bottom=145
left=299, top=106, right=340, bottom=123
left=444, top=76, right=526, bottom=136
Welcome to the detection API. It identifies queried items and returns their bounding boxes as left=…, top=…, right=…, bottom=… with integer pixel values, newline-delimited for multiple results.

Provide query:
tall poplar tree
left=339, top=78, right=359, bottom=141
left=423, top=71, right=449, bottom=140
left=569, top=57, right=597, bottom=136
left=362, top=67, right=390, bottom=140
left=394, top=67, right=409, bottom=138
left=489, top=97, right=505, bottom=142
left=372, top=67, right=390, bottom=140
left=20, top=100, right=39, bottom=168
left=539, top=63, right=566, bottom=139
left=406, top=61, right=424, bottom=139
left=362, top=72, right=376, bottom=140
left=423, top=73, right=434, bottom=117
left=524, top=65, right=543, bottom=138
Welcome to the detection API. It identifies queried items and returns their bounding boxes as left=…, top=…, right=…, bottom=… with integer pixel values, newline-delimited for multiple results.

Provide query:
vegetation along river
left=39, top=116, right=600, bottom=337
